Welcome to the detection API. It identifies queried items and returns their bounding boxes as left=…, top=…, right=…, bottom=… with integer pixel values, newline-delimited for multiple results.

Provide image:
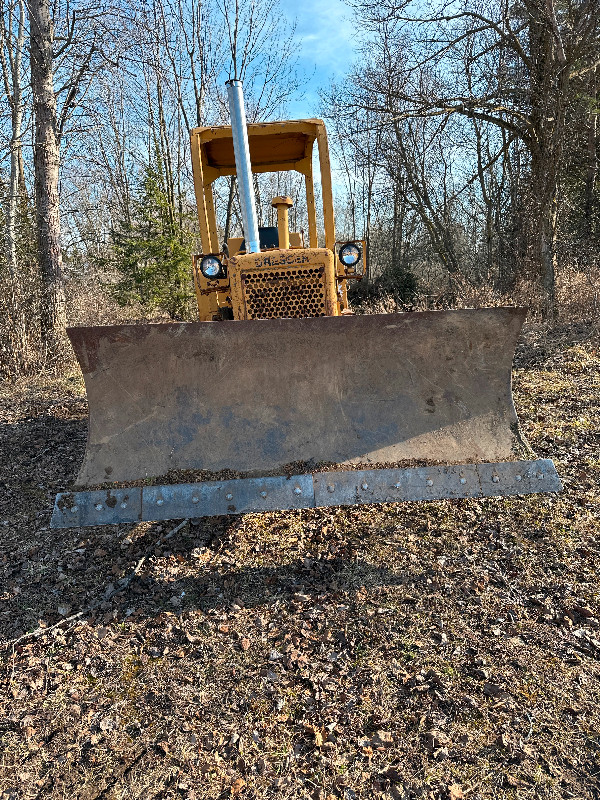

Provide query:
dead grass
left=0, top=273, right=172, bottom=383
left=0, top=321, right=599, bottom=800
left=352, top=262, right=600, bottom=322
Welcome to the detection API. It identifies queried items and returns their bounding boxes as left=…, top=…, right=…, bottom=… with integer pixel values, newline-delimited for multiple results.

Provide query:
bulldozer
left=51, top=80, right=561, bottom=528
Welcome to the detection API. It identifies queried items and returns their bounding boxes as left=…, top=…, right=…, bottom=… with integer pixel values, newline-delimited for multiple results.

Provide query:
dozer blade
left=51, top=308, right=562, bottom=527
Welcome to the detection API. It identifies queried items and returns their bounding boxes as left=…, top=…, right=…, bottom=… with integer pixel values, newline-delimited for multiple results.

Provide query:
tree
left=1, top=0, right=26, bottom=282
left=344, top=0, right=600, bottom=316
left=109, top=161, right=195, bottom=320
left=28, top=0, right=109, bottom=357
left=29, top=0, right=66, bottom=355
left=0, top=0, right=31, bottom=376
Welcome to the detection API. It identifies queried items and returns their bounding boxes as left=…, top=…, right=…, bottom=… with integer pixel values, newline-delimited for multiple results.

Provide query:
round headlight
left=200, top=256, right=224, bottom=279
left=339, top=242, right=361, bottom=268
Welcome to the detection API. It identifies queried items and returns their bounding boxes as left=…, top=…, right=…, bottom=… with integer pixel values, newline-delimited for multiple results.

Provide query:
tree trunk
left=537, top=199, right=557, bottom=317
left=3, top=0, right=28, bottom=375
left=391, top=119, right=462, bottom=278
left=585, top=68, right=597, bottom=238
left=5, top=0, right=25, bottom=283
left=526, top=144, right=561, bottom=318
left=525, top=0, right=569, bottom=319
left=29, top=0, right=66, bottom=357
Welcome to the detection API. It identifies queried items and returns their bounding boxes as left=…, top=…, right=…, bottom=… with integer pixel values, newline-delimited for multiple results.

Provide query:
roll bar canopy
left=189, top=119, right=335, bottom=254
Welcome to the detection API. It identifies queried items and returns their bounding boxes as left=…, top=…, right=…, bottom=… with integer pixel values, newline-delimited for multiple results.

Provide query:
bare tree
left=28, top=0, right=66, bottom=354
left=346, top=0, right=600, bottom=316
left=28, top=0, right=110, bottom=356
left=1, top=0, right=26, bottom=280
left=0, top=0, right=29, bottom=375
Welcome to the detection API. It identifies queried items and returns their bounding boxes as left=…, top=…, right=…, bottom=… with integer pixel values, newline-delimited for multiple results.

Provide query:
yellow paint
left=228, top=249, right=337, bottom=319
left=204, top=185, right=219, bottom=253
left=227, top=237, right=245, bottom=257
left=189, top=134, right=212, bottom=254
left=315, top=124, right=336, bottom=251
left=190, top=119, right=367, bottom=321
left=336, top=239, right=367, bottom=278
left=304, top=169, right=318, bottom=248
left=271, top=196, right=293, bottom=249
left=192, top=254, right=230, bottom=321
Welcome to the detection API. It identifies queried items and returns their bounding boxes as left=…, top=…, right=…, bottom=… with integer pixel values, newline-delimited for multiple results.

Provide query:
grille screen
left=241, top=266, right=327, bottom=319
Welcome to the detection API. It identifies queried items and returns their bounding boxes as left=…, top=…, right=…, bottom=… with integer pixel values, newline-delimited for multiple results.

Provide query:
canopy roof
left=190, top=120, right=326, bottom=179
left=189, top=118, right=335, bottom=254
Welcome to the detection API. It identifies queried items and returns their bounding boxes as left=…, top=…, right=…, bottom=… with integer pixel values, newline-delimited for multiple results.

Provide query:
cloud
left=280, top=0, right=358, bottom=115
left=291, top=0, right=356, bottom=73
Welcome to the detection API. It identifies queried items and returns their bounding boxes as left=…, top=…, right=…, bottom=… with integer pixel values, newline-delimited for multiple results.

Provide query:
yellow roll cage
left=189, top=119, right=336, bottom=253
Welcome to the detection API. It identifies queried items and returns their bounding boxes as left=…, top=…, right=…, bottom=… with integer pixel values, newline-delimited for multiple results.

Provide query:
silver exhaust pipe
left=226, top=80, right=260, bottom=254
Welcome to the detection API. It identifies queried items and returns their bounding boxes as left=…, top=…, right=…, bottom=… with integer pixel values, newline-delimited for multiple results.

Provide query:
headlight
left=200, top=256, right=224, bottom=279
left=339, top=242, right=361, bottom=268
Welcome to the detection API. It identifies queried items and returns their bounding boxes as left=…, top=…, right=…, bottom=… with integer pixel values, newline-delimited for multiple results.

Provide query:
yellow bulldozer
left=51, top=80, right=561, bottom=528
left=189, top=114, right=363, bottom=322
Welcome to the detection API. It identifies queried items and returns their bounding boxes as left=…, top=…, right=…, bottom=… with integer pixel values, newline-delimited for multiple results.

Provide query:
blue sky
left=279, top=0, right=358, bottom=118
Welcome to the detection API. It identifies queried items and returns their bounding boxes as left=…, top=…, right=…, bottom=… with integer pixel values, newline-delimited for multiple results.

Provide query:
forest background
left=1, top=0, right=599, bottom=380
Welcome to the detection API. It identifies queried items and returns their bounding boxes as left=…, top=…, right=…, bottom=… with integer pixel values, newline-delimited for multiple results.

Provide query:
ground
left=0, top=320, right=599, bottom=800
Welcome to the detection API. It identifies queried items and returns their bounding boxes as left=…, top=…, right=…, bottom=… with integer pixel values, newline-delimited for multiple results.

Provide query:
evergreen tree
left=109, top=160, right=195, bottom=320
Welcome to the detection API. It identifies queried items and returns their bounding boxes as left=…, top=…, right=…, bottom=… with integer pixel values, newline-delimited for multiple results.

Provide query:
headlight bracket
left=336, top=240, right=366, bottom=279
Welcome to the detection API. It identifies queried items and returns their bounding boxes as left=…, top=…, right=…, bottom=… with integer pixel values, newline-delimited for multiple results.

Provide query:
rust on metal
left=68, top=308, right=529, bottom=487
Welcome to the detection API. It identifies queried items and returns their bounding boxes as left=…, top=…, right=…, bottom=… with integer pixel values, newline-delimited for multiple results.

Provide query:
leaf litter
left=0, top=321, right=599, bottom=799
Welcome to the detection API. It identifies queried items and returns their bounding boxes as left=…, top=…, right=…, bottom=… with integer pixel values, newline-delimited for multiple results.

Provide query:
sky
left=279, top=0, right=358, bottom=118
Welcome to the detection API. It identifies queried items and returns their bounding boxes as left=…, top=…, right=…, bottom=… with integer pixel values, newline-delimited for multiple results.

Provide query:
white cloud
left=280, top=0, right=358, bottom=116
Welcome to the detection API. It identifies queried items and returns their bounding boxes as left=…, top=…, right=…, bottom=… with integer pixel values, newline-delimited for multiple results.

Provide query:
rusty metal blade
left=68, top=308, right=529, bottom=487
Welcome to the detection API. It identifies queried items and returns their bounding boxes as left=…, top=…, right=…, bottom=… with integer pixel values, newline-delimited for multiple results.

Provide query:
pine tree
left=109, top=160, right=194, bottom=320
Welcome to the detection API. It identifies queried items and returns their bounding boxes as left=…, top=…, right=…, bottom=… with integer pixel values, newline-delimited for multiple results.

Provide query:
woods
left=326, top=0, right=600, bottom=317
left=1, top=0, right=599, bottom=378
left=1, top=2, right=600, bottom=796
left=1, top=0, right=299, bottom=376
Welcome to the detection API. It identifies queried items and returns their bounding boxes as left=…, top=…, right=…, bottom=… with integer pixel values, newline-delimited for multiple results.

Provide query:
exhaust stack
left=226, top=80, right=260, bottom=254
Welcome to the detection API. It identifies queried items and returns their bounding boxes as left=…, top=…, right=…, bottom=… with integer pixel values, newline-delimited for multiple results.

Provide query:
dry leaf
left=483, top=682, right=504, bottom=697
left=240, top=637, right=251, bottom=651
left=424, top=730, right=451, bottom=750
left=383, top=767, right=403, bottom=782
left=231, top=777, right=246, bottom=795
left=303, top=724, right=324, bottom=747
left=372, top=729, right=394, bottom=747
left=448, top=784, right=464, bottom=800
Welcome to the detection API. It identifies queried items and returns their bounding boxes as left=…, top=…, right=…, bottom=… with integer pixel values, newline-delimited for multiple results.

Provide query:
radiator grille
left=241, top=266, right=327, bottom=319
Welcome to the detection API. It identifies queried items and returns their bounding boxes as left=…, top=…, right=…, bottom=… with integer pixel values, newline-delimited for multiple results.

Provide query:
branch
left=57, top=42, right=96, bottom=137
left=52, top=9, right=76, bottom=59
left=570, top=58, right=600, bottom=80
left=391, top=9, right=532, bottom=69
left=357, top=95, right=531, bottom=143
